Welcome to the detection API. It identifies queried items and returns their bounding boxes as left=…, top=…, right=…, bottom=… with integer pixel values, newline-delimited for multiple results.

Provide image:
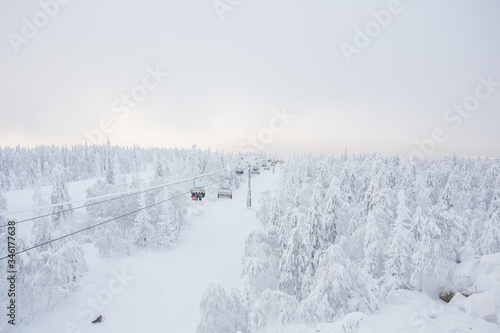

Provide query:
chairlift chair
left=217, top=188, right=232, bottom=199
left=236, top=168, right=244, bottom=175
left=191, top=187, right=206, bottom=201
left=252, top=167, right=260, bottom=175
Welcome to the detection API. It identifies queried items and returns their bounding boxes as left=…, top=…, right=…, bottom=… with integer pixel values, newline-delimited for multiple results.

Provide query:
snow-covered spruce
left=2, top=144, right=248, bottom=325
left=240, top=153, right=500, bottom=329
left=196, top=282, right=249, bottom=333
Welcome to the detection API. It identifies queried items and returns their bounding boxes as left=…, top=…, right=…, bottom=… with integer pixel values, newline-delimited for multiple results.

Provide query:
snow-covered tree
left=31, top=182, right=54, bottom=251
left=196, top=283, right=248, bottom=333
left=249, top=289, right=299, bottom=330
left=363, top=211, right=385, bottom=279
left=0, top=186, right=7, bottom=224
left=384, top=190, right=413, bottom=291
left=242, top=229, right=280, bottom=297
left=94, top=218, right=129, bottom=257
left=133, top=193, right=155, bottom=249
left=33, top=241, right=87, bottom=308
left=50, top=240, right=87, bottom=288
left=155, top=197, right=181, bottom=249
left=410, top=206, right=425, bottom=245
left=411, top=207, right=444, bottom=290
left=279, top=212, right=312, bottom=300
left=154, top=160, right=164, bottom=179
left=50, top=164, right=73, bottom=233
left=307, top=184, right=325, bottom=254
left=478, top=211, right=500, bottom=255
left=299, top=245, right=378, bottom=323
left=257, top=191, right=282, bottom=232
left=321, top=181, right=347, bottom=245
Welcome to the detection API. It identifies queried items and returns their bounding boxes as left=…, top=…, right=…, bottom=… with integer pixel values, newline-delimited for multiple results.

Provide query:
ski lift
left=217, top=188, right=232, bottom=199
left=252, top=167, right=260, bottom=175
left=191, top=179, right=205, bottom=201
left=236, top=168, right=244, bottom=175
left=264, top=165, right=270, bottom=170
left=218, top=178, right=232, bottom=199
left=191, top=187, right=205, bottom=201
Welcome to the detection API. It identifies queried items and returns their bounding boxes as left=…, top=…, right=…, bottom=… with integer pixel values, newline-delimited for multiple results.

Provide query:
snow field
left=240, top=154, right=500, bottom=333
left=12, top=169, right=279, bottom=333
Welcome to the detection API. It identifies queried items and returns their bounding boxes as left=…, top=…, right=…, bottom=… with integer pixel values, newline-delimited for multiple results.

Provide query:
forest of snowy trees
left=0, top=143, right=245, bottom=325
left=197, top=152, right=500, bottom=331
left=0, top=142, right=246, bottom=191
left=2, top=145, right=500, bottom=330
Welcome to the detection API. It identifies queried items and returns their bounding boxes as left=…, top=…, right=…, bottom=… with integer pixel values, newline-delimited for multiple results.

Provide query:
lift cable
left=0, top=178, right=225, bottom=261
left=0, top=168, right=227, bottom=228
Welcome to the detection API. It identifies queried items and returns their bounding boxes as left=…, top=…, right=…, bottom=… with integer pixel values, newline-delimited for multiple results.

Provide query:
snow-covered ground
left=5, top=162, right=500, bottom=333
left=260, top=287, right=500, bottom=333
left=11, top=170, right=279, bottom=333
left=255, top=250, right=500, bottom=332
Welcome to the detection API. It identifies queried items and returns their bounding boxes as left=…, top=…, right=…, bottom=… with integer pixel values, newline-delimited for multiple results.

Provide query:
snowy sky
left=1, top=0, right=499, bottom=159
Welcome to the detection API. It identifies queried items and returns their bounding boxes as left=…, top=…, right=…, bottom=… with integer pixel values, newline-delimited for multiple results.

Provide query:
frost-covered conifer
left=0, top=186, right=7, bottom=223
left=249, top=289, right=299, bottom=330
left=242, top=230, right=280, bottom=296
left=133, top=192, right=154, bottom=249
left=43, top=241, right=87, bottom=305
left=155, top=197, right=180, bottom=249
left=299, top=245, right=378, bottom=323
left=50, top=164, right=73, bottom=232
left=28, top=240, right=87, bottom=311
left=105, top=153, right=115, bottom=185
left=321, top=179, right=348, bottom=246
left=32, top=182, right=53, bottom=251
left=196, top=283, right=248, bottom=333
left=384, top=191, right=413, bottom=291
left=155, top=160, right=164, bottom=179
left=412, top=207, right=443, bottom=290
left=95, top=219, right=127, bottom=257
left=363, top=212, right=384, bottom=278
left=307, top=184, right=325, bottom=253
left=479, top=182, right=500, bottom=254
left=479, top=212, right=500, bottom=255
left=279, top=212, right=312, bottom=300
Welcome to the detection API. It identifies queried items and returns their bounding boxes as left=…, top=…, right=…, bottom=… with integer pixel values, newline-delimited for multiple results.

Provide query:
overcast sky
left=1, top=0, right=499, bottom=159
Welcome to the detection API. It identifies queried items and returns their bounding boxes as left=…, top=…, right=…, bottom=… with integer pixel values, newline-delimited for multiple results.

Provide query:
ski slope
left=14, top=170, right=280, bottom=333
left=10, top=164, right=500, bottom=333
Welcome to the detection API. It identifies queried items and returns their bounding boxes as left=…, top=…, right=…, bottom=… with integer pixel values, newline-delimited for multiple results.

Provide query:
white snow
left=11, top=171, right=279, bottom=333
left=3, top=154, right=500, bottom=333
left=260, top=289, right=500, bottom=333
